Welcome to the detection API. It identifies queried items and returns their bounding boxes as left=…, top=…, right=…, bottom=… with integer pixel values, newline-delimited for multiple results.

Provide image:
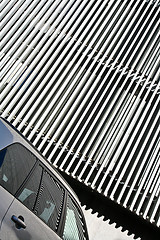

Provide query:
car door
left=0, top=198, right=61, bottom=240
left=0, top=143, right=62, bottom=240
left=0, top=164, right=62, bottom=240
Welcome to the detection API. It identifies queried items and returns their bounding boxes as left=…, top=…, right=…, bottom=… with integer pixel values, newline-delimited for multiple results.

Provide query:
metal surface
left=0, top=0, right=160, bottom=234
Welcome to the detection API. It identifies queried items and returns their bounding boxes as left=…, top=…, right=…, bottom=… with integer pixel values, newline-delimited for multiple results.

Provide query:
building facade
left=1, top=0, right=159, bottom=238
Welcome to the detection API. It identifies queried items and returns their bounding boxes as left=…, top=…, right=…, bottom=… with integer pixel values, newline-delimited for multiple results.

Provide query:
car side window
left=63, top=195, right=87, bottom=240
left=17, top=164, right=43, bottom=211
left=0, top=143, right=37, bottom=195
left=34, top=170, right=65, bottom=232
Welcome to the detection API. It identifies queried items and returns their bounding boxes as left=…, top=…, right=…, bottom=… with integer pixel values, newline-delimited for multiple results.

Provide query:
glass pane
left=17, top=165, right=42, bottom=211
left=0, top=143, right=36, bottom=195
left=63, top=196, right=87, bottom=240
left=34, top=171, right=64, bottom=232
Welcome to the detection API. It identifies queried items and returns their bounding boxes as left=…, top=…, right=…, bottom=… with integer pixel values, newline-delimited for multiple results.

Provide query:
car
left=0, top=117, right=89, bottom=240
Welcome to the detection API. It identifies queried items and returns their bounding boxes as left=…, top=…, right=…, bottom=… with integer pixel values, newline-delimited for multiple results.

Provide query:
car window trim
left=57, top=189, right=67, bottom=238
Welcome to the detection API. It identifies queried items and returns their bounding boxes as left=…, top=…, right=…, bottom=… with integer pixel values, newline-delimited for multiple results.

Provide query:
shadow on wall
left=60, top=171, right=160, bottom=240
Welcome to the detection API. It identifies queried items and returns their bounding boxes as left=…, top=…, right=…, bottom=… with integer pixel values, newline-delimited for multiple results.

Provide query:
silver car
left=0, top=117, right=89, bottom=240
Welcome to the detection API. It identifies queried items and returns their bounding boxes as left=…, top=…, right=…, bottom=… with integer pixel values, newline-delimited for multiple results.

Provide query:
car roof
left=0, top=117, right=80, bottom=203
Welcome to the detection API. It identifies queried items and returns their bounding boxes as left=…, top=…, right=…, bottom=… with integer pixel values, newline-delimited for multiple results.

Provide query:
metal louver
left=1, top=0, right=160, bottom=229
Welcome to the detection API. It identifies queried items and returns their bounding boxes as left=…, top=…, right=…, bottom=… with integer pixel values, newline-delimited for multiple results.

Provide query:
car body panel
left=0, top=120, right=13, bottom=151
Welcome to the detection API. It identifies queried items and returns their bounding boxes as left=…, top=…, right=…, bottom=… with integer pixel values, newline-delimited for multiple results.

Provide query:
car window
left=0, top=143, right=37, bottom=195
left=17, top=164, right=42, bottom=211
left=34, top=170, right=65, bottom=232
left=63, top=195, right=87, bottom=240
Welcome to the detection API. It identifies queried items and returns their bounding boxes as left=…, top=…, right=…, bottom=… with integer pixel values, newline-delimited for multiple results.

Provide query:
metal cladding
left=1, top=0, right=160, bottom=228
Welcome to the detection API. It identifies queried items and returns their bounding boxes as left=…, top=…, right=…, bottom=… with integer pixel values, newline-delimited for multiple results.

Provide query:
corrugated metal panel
left=0, top=0, right=159, bottom=228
